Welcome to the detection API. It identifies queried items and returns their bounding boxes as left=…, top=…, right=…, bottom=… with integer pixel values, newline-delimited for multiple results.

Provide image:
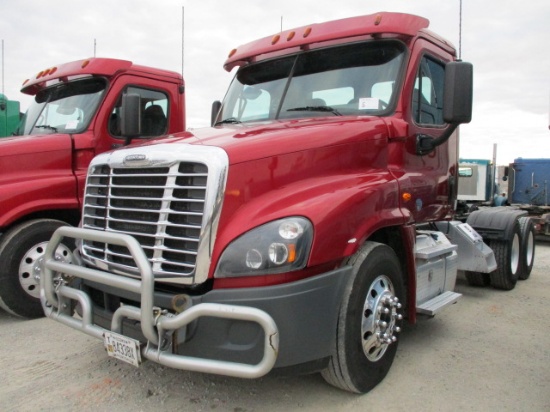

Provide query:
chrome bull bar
left=40, top=226, right=279, bottom=379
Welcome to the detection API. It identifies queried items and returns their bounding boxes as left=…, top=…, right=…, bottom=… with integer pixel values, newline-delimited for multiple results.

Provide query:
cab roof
left=20, top=57, right=181, bottom=96
left=224, top=12, right=432, bottom=71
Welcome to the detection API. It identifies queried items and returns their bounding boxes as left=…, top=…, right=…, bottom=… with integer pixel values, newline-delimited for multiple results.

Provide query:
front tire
left=0, top=219, right=74, bottom=318
left=321, top=242, right=405, bottom=393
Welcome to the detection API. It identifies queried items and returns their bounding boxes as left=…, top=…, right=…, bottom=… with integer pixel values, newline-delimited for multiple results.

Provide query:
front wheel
left=321, top=242, right=405, bottom=393
left=0, top=219, right=75, bottom=318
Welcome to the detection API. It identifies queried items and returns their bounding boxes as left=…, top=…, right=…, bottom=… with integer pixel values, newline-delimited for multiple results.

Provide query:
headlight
left=215, top=217, right=313, bottom=278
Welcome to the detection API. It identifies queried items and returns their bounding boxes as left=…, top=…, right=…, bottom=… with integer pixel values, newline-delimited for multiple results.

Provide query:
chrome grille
left=82, top=160, right=209, bottom=279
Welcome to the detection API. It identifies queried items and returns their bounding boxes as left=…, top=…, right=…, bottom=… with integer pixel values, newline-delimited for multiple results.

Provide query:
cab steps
left=416, top=291, right=461, bottom=316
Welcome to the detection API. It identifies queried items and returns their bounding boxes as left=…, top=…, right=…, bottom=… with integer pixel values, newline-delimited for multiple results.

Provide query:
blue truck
left=505, top=158, right=550, bottom=238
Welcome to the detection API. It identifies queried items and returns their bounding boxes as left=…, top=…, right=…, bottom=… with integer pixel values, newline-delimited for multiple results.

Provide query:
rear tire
left=489, top=220, right=521, bottom=290
left=321, top=242, right=405, bottom=393
left=0, top=219, right=74, bottom=318
left=518, top=217, right=535, bottom=280
left=464, top=271, right=491, bottom=287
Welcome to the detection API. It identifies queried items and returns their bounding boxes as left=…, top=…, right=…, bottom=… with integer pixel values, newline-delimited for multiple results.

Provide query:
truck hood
left=0, top=132, right=70, bottom=157
left=0, top=132, right=75, bottom=183
left=151, top=116, right=389, bottom=165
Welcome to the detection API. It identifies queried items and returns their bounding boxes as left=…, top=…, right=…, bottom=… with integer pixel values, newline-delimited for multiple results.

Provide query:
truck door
left=401, top=45, right=457, bottom=223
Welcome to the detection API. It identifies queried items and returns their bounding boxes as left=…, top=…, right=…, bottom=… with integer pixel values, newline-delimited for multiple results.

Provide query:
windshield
left=216, top=41, right=406, bottom=124
left=14, top=78, right=106, bottom=135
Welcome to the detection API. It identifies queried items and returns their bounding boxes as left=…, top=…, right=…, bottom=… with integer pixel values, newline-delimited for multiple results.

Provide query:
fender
left=466, top=207, right=527, bottom=241
left=212, top=152, right=407, bottom=279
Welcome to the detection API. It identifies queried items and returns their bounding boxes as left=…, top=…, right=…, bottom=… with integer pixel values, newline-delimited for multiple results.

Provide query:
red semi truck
left=0, top=58, right=186, bottom=318
left=41, top=13, right=535, bottom=393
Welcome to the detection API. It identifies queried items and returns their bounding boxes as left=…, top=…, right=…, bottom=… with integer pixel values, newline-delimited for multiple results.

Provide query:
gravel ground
left=1, top=243, right=549, bottom=412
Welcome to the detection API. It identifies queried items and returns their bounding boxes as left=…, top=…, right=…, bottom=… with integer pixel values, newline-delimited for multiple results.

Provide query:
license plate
left=104, top=331, right=142, bottom=367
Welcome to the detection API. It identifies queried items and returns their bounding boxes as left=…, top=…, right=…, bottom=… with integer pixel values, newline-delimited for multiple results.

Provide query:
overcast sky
left=1, top=0, right=549, bottom=164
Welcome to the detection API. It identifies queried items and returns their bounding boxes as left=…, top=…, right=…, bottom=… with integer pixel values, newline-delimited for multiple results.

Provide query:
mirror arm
left=416, top=122, right=458, bottom=155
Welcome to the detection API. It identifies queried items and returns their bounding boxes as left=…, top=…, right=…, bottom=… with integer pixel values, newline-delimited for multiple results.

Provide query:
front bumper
left=41, top=227, right=349, bottom=378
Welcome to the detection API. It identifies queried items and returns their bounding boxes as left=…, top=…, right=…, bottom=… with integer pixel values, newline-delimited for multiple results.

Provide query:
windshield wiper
left=215, top=117, right=242, bottom=126
left=34, top=125, right=58, bottom=132
left=287, top=106, right=342, bottom=116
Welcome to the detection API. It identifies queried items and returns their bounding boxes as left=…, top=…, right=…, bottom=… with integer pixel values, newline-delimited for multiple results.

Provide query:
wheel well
left=2, top=209, right=81, bottom=233
left=368, top=226, right=408, bottom=284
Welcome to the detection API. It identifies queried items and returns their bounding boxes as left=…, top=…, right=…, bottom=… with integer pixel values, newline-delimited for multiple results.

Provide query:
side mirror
left=443, top=61, right=473, bottom=124
left=417, top=61, right=473, bottom=155
left=502, top=166, right=509, bottom=181
left=121, top=93, right=141, bottom=144
left=211, top=100, right=222, bottom=126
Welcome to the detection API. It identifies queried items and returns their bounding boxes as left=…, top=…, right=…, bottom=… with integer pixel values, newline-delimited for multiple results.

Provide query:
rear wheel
left=464, top=271, right=491, bottom=287
left=0, top=220, right=74, bottom=318
left=489, top=220, right=521, bottom=290
left=321, top=242, right=405, bottom=393
left=518, top=217, right=536, bottom=280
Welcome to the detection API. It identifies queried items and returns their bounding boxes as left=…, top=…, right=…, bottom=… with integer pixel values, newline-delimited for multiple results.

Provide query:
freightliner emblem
left=123, top=154, right=148, bottom=166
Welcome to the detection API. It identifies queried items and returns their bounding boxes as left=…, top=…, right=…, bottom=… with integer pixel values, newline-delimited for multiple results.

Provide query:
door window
left=110, top=87, right=168, bottom=137
left=412, top=57, right=445, bottom=125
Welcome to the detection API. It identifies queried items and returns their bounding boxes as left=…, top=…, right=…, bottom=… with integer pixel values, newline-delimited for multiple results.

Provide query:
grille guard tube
left=40, top=226, right=280, bottom=379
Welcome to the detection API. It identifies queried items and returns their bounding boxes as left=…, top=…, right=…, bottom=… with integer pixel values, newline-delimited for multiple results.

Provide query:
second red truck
left=0, top=58, right=186, bottom=318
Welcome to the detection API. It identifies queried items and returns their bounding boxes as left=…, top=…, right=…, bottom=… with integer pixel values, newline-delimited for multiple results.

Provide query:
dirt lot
left=1, top=243, right=549, bottom=412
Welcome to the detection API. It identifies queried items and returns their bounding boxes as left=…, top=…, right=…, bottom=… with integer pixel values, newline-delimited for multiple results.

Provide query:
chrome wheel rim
left=19, top=241, right=74, bottom=298
left=361, top=275, right=402, bottom=362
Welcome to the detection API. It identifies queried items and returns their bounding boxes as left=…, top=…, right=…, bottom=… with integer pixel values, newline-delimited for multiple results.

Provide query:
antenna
left=94, top=38, right=97, bottom=57
left=185, top=6, right=188, bottom=76
left=1, top=39, right=4, bottom=95
left=459, top=0, right=463, bottom=59
left=280, top=16, right=283, bottom=33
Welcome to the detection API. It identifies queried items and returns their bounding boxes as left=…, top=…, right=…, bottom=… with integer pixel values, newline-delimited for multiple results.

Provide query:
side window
left=109, top=87, right=169, bottom=137
left=412, top=57, right=445, bottom=125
